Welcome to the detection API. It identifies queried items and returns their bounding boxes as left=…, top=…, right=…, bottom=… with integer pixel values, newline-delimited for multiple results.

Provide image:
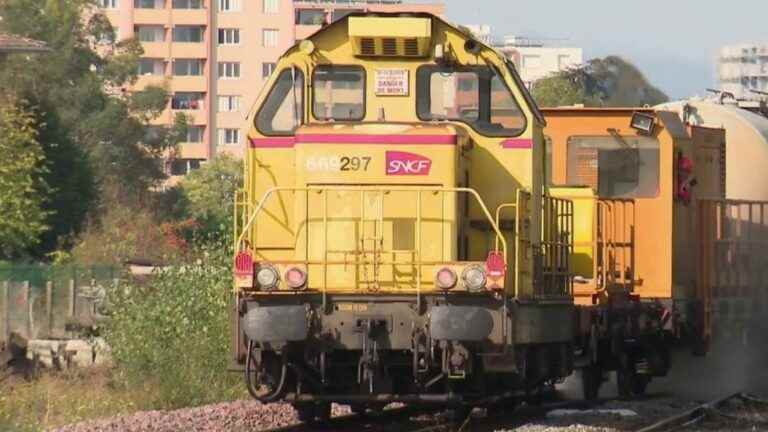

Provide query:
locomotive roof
left=279, top=11, right=545, bottom=127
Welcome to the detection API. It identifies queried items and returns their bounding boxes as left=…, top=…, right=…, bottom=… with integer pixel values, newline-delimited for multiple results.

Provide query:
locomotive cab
left=232, top=13, right=574, bottom=415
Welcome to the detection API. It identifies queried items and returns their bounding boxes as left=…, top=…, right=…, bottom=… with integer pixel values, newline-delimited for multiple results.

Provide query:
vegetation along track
left=636, top=392, right=768, bottom=432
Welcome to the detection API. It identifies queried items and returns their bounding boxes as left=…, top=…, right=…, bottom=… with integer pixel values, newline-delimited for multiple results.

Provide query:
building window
left=135, top=25, right=164, bottom=42
left=218, top=95, right=241, bottom=112
left=172, top=92, right=205, bottom=110
left=217, top=28, right=240, bottom=45
left=170, top=158, right=204, bottom=176
left=138, top=58, right=165, bottom=76
left=218, top=128, right=240, bottom=145
left=263, top=0, right=278, bottom=14
left=97, top=27, right=118, bottom=44
left=218, top=62, right=240, bottom=79
left=172, top=0, right=202, bottom=8
left=99, top=0, right=118, bottom=8
left=173, top=59, right=204, bottom=76
left=172, top=26, right=205, bottom=43
left=218, top=0, right=239, bottom=11
left=262, top=62, right=276, bottom=78
left=134, top=0, right=163, bottom=8
left=184, top=126, right=205, bottom=143
left=296, top=9, right=325, bottom=25
left=262, top=29, right=278, bottom=48
left=558, top=54, right=571, bottom=70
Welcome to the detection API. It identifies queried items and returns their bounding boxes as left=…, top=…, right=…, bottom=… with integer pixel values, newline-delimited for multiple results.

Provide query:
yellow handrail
left=236, top=186, right=508, bottom=270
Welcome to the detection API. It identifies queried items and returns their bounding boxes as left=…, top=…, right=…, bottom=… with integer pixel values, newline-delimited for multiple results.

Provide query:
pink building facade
left=98, top=0, right=444, bottom=181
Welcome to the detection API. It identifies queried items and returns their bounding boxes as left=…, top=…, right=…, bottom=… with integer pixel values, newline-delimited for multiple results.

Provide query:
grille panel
left=382, top=38, right=397, bottom=56
left=403, top=38, right=419, bottom=56
left=360, top=38, right=375, bottom=56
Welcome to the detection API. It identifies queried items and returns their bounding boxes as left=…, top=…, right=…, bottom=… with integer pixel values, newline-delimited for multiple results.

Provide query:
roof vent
left=348, top=16, right=431, bottom=58
left=382, top=38, right=397, bottom=56
left=403, top=38, right=419, bottom=56
left=360, top=38, right=375, bottom=56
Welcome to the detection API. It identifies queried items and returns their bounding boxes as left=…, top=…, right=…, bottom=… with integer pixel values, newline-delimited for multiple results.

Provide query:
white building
left=464, top=25, right=583, bottom=88
left=464, top=24, right=492, bottom=45
left=495, top=36, right=583, bottom=88
left=718, top=43, right=768, bottom=100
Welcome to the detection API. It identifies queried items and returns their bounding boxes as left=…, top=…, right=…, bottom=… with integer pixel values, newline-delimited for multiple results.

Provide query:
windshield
left=416, top=65, right=526, bottom=136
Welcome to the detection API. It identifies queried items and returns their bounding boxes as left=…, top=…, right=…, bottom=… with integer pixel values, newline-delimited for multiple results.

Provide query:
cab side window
left=255, top=68, right=304, bottom=135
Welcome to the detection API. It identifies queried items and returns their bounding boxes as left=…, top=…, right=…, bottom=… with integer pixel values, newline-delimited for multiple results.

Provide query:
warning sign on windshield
left=375, top=69, right=409, bottom=96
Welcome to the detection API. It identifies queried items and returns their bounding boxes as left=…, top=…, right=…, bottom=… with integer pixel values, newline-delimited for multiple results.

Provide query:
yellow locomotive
left=232, top=13, right=574, bottom=419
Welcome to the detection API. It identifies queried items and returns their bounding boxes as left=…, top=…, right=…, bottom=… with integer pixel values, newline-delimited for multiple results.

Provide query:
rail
left=236, top=186, right=508, bottom=295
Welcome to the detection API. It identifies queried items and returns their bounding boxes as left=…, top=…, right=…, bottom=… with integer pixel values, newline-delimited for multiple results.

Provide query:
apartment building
left=464, top=26, right=582, bottom=89
left=719, top=43, right=768, bottom=100
left=98, top=0, right=443, bottom=181
left=495, top=36, right=582, bottom=88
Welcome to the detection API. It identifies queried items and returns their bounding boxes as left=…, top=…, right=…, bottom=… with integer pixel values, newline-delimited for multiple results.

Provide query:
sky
left=439, top=0, right=768, bottom=99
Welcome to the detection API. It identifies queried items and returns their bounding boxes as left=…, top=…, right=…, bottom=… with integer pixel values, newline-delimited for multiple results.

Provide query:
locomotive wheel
left=244, top=345, right=286, bottom=402
left=582, top=364, right=602, bottom=400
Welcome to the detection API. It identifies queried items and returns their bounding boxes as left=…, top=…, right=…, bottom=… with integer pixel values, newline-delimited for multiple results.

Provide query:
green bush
left=105, top=242, right=243, bottom=408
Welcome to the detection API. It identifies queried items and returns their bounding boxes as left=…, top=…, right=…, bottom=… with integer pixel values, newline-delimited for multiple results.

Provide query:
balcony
left=170, top=42, right=208, bottom=58
left=170, top=8, right=208, bottom=25
left=134, top=8, right=170, bottom=25
left=170, top=75, right=208, bottom=92
left=141, top=42, right=169, bottom=58
left=295, top=24, right=320, bottom=40
left=135, top=74, right=169, bottom=89
left=176, top=142, right=208, bottom=159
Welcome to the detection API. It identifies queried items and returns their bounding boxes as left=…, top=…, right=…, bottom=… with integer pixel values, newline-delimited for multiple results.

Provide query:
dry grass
left=0, top=367, right=154, bottom=432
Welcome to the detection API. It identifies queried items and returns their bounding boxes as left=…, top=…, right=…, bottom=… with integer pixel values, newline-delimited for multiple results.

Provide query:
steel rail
left=635, top=392, right=768, bottom=432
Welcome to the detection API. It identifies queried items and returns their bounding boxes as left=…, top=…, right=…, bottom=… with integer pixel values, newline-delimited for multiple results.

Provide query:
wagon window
left=566, top=135, right=660, bottom=198
left=312, top=65, right=365, bottom=121
left=416, top=65, right=526, bottom=137
left=255, top=68, right=304, bottom=136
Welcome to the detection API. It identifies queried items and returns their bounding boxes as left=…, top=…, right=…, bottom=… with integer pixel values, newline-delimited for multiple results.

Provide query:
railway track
left=636, top=392, right=768, bottom=432
left=259, top=397, right=611, bottom=432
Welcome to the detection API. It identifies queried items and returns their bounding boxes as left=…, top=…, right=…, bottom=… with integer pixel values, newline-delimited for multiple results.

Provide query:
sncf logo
left=385, top=151, right=432, bottom=176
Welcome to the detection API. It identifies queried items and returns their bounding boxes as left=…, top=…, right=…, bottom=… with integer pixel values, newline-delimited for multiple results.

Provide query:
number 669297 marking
left=340, top=156, right=371, bottom=171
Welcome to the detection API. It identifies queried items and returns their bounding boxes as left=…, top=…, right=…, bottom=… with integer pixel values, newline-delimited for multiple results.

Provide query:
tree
left=0, top=0, right=187, bottom=258
left=0, top=99, right=51, bottom=258
left=533, top=56, right=669, bottom=108
left=179, top=155, right=243, bottom=235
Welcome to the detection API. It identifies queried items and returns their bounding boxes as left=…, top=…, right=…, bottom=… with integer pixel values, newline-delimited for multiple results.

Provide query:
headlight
left=435, top=267, right=457, bottom=290
left=462, top=265, right=486, bottom=292
left=256, top=264, right=279, bottom=290
left=284, top=267, right=307, bottom=289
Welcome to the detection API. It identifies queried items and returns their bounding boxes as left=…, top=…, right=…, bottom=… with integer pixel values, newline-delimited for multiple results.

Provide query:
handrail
left=237, top=185, right=508, bottom=268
